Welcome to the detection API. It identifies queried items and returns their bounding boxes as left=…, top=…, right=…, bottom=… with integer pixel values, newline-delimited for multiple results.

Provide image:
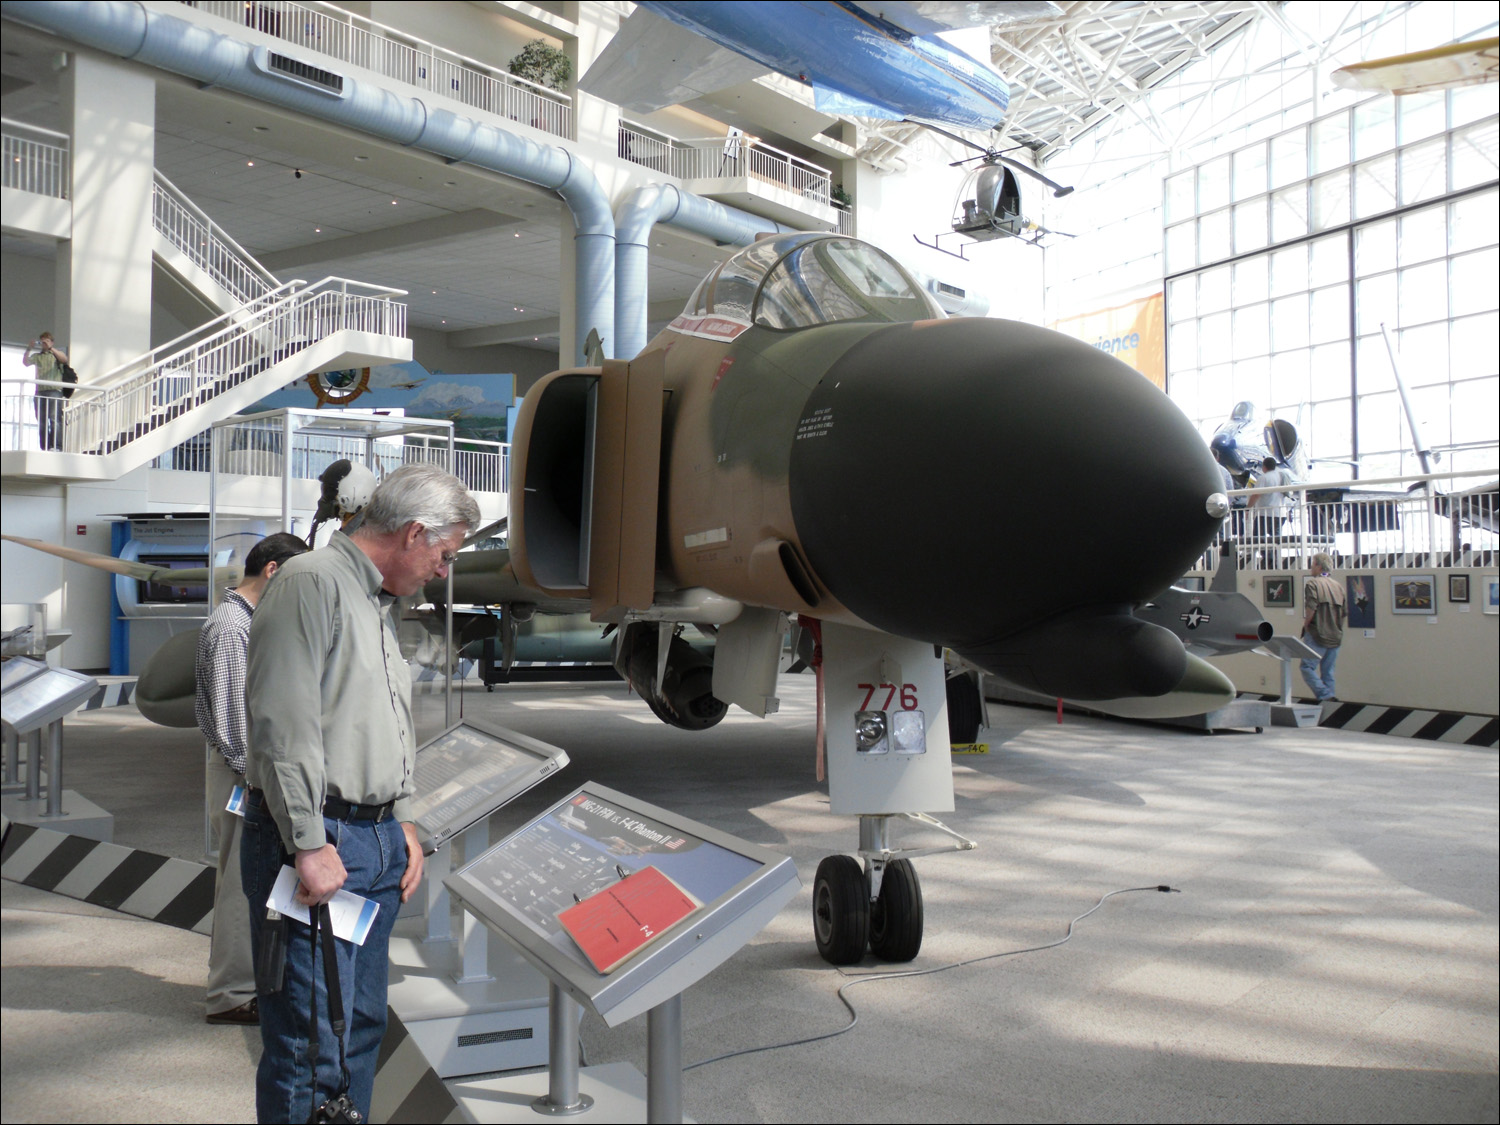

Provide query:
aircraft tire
left=946, top=672, right=982, bottom=744
left=868, top=859, right=923, bottom=962
left=812, top=855, right=868, bottom=965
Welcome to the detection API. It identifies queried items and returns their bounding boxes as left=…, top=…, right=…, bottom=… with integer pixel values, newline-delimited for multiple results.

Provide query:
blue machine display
left=581, top=0, right=1028, bottom=130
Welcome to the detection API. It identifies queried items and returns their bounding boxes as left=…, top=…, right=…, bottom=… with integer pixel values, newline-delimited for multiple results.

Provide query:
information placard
left=410, top=718, right=570, bottom=853
left=1, top=658, right=98, bottom=735
left=446, top=783, right=800, bottom=1026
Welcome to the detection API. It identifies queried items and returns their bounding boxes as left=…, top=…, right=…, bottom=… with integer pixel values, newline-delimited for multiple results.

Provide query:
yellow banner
left=1048, top=293, right=1165, bottom=389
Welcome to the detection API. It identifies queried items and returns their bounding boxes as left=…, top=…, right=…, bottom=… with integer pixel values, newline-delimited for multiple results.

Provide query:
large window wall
left=1163, top=87, right=1498, bottom=481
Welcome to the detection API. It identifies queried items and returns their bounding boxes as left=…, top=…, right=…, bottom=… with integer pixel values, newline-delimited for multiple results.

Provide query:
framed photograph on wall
left=1449, top=574, right=1469, bottom=604
left=1391, top=574, right=1436, bottom=615
left=1483, top=573, right=1499, bottom=615
left=1263, top=576, right=1293, bottom=608
left=1346, top=574, right=1375, bottom=629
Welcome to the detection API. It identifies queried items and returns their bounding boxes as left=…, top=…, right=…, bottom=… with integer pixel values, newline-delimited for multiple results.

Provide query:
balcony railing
left=619, top=123, right=833, bottom=205
left=1195, top=466, right=1499, bottom=572
left=1, top=118, right=69, bottom=199
left=158, top=423, right=508, bottom=497
left=834, top=200, right=855, bottom=236
left=183, top=0, right=572, bottom=139
left=154, top=170, right=280, bottom=306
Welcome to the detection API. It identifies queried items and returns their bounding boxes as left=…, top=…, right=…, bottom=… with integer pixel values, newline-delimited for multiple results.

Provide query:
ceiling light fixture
left=246, top=160, right=254, bottom=166
left=314, top=227, right=322, bottom=233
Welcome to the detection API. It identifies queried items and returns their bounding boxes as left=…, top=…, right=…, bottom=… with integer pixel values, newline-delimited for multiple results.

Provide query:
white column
left=558, top=215, right=578, bottom=367
left=56, top=52, right=155, bottom=378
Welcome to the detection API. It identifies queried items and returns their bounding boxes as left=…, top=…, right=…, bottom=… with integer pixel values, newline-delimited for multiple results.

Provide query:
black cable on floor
left=683, top=884, right=1179, bottom=1072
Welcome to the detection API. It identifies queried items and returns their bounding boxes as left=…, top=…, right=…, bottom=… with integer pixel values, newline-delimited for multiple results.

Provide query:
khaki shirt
left=246, top=532, right=414, bottom=852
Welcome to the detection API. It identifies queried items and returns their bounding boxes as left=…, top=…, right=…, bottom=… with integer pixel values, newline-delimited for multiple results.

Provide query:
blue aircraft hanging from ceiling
left=581, top=1, right=1060, bottom=132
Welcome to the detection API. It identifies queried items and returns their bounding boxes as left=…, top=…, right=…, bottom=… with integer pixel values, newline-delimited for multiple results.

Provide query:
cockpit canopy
left=682, top=233, right=944, bottom=330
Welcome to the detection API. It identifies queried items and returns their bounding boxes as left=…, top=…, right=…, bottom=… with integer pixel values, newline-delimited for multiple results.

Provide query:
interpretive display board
left=409, top=718, right=570, bottom=854
left=446, top=783, right=800, bottom=1027
left=1, top=658, right=98, bottom=735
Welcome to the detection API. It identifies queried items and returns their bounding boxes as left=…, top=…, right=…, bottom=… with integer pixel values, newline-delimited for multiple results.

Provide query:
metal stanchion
left=533, top=983, right=592, bottom=1115
left=25, top=729, right=42, bottom=800
left=43, top=721, right=64, bottom=817
left=646, top=994, right=683, bottom=1125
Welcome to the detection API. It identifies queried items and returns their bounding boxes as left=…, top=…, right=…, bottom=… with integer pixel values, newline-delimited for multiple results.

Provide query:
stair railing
left=153, top=170, right=281, bottom=306
left=62, top=278, right=406, bottom=457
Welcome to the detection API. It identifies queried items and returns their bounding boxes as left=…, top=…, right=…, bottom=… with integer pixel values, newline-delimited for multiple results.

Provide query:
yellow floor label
left=950, top=743, right=989, bottom=754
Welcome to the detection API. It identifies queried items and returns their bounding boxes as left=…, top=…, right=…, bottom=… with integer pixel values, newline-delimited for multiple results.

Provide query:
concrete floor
left=3, top=675, right=1497, bottom=1124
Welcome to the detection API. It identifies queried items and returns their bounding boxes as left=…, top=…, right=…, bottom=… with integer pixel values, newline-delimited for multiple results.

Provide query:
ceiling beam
left=448, top=298, right=688, bottom=349
left=258, top=208, right=521, bottom=271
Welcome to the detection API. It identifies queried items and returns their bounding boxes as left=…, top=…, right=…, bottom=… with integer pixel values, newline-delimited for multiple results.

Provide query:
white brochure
left=267, top=865, right=380, bottom=946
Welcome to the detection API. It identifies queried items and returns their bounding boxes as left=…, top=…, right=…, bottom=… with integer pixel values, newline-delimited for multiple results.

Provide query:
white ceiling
left=1, top=31, right=725, bottom=357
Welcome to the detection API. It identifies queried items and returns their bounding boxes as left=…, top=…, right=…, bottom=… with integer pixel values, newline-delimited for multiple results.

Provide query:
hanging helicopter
left=915, top=124, right=1078, bottom=259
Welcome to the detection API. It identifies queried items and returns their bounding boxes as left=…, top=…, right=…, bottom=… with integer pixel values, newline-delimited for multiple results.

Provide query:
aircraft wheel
left=946, top=673, right=982, bottom=744
left=812, top=855, right=868, bottom=965
left=868, top=859, right=923, bottom=962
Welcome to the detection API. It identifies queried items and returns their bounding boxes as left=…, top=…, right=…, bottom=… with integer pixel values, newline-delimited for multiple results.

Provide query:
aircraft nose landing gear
left=812, top=813, right=974, bottom=965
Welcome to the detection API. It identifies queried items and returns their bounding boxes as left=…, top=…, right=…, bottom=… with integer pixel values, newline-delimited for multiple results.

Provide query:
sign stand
left=443, top=782, right=801, bottom=1123
left=387, top=718, right=570, bottom=1079
left=1, top=658, right=112, bottom=841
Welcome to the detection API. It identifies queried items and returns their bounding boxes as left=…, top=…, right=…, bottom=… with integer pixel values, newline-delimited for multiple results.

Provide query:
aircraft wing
left=1333, top=37, right=1499, bottom=96
left=579, top=6, right=771, bottom=114
left=1, top=534, right=241, bottom=589
left=1137, top=586, right=1274, bottom=659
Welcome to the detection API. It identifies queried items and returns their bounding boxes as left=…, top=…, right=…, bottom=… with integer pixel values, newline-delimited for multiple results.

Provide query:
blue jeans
left=242, top=802, right=406, bottom=1124
left=1300, top=636, right=1340, bottom=701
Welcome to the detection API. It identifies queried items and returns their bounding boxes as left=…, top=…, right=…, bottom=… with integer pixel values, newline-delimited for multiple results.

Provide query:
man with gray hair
left=241, top=463, right=480, bottom=1123
left=1300, top=552, right=1346, bottom=704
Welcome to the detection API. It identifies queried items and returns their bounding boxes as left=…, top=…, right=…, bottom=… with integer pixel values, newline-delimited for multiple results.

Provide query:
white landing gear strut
left=812, top=623, right=978, bottom=965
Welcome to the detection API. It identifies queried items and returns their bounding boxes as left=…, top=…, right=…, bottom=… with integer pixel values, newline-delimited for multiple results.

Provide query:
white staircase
left=3, top=167, right=410, bottom=481
left=151, top=171, right=280, bottom=317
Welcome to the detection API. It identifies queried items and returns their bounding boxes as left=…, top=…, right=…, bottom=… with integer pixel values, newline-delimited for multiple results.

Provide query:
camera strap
left=307, top=903, right=353, bottom=1105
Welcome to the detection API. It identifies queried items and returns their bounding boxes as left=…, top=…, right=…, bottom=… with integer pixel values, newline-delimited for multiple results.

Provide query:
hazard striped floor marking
left=1, top=821, right=214, bottom=934
left=79, top=677, right=136, bottom=712
left=1320, top=702, right=1498, bottom=747
left=373, top=1008, right=470, bottom=1124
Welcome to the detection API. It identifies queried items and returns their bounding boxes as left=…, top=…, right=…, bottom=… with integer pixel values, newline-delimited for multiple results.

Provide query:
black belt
left=323, top=795, right=396, bottom=823
left=245, top=788, right=396, bottom=823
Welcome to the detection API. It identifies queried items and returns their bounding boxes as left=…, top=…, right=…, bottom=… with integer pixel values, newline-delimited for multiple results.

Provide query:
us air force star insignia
left=1180, top=606, right=1211, bottom=629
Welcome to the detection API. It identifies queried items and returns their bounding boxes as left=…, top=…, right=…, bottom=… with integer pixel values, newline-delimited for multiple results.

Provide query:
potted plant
left=508, top=39, right=573, bottom=91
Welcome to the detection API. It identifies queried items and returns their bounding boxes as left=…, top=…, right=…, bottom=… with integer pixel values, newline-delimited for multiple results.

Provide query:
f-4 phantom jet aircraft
left=501, top=232, right=1231, bottom=961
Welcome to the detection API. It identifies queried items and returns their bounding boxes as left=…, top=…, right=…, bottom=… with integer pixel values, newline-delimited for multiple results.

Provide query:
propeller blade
left=995, top=155, right=1074, bottom=197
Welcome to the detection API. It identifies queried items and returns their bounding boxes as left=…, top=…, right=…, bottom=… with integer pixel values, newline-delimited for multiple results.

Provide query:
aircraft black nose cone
left=788, top=317, right=1224, bottom=649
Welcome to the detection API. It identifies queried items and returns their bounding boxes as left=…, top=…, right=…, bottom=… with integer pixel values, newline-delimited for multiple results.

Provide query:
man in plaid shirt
left=196, top=531, right=308, bottom=1024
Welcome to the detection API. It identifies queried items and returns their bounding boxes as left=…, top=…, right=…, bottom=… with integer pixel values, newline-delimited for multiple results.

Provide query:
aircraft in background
left=1208, top=401, right=1310, bottom=492
left=1333, top=36, right=1499, bottom=97
left=580, top=1, right=1052, bottom=131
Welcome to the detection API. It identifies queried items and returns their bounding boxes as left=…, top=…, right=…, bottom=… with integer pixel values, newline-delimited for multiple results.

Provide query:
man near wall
left=196, top=531, right=309, bottom=1026
left=241, top=463, right=479, bottom=1123
left=21, top=332, right=69, bottom=451
left=1301, top=552, right=1346, bottom=703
